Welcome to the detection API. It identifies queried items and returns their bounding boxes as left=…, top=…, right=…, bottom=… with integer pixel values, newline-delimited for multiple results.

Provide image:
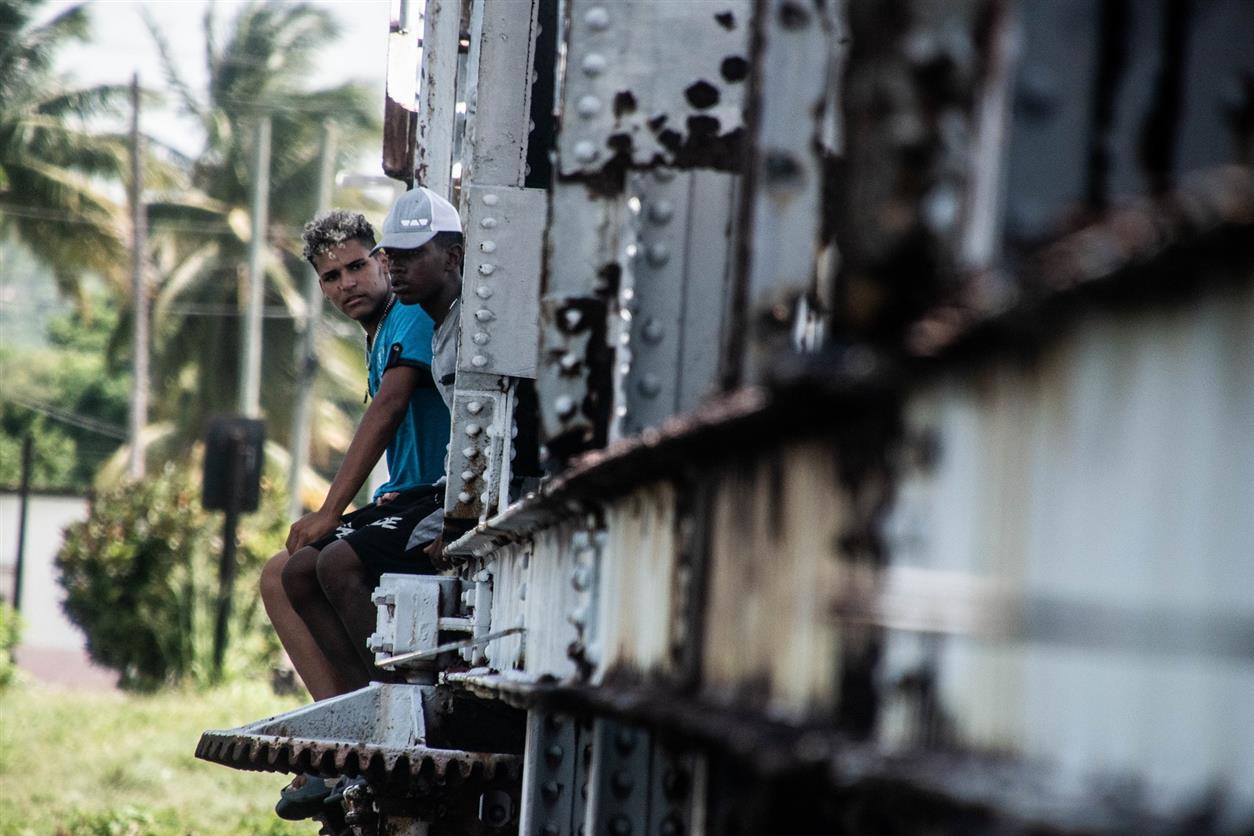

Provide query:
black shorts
left=310, top=485, right=442, bottom=581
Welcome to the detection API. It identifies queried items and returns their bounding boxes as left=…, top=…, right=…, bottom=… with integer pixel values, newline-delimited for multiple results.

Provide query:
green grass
left=0, top=679, right=313, bottom=835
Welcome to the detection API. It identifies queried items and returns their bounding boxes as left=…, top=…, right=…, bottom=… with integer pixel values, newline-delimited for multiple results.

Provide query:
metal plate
left=460, top=185, right=546, bottom=379
left=557, top=0, right=751, bottom=176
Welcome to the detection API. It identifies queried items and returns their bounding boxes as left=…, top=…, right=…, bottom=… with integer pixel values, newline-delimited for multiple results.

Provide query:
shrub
left=55, top=458, right=286, bottom=690
left=0, top=602, right=21, bottom=689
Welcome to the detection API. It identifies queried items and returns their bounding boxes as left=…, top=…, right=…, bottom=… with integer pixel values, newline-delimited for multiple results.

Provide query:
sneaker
left=275, top=772, right=333, bottom=820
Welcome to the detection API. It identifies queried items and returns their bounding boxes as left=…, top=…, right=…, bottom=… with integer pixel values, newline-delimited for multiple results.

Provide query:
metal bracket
left=587, top=719, right=651, bottom=836
left=519, top=711, right=582, bottom=836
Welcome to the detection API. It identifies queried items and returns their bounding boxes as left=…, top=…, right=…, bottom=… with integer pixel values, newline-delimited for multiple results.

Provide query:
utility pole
left=127, top=73, right=148, bottom=479
left=287, top=122, right=336, bottom=518
left=239, top=115, right=271, bottom=418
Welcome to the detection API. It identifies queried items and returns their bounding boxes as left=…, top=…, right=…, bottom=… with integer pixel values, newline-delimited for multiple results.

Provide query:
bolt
left=541, top=780, right=561, bottom=801
left=648, top=200, right=674, bottom=225
left=482, top=193, right=499, bottom=206
left=584, top=6, right=610, bottom=30
left=473, top=331, right=490, bottom=345
left=662, top=767, right=690, bottom=799
left=466, top=400, right=483, bottom=414
left=574, top=141, right=599, bottom=164
left=659, top=815, right=684, bottom=836
left=472, top=354, right=488, bottom=367
left=555, top=395, right=577, bottom=419
left=577, top=95, right=602, bottom=118
left=481, top=240, right=497, bottom=253
left=645, top=242, right=670, bottom=267
left=609, top=814, right=632, bottom=836
left=560, top=352, right=580, bottom=372
left=568, top=606, right=587, bottom=628
left=611, top=769, right=634, bottom=798
left=463, top=446, right=479, bottom=458
left=545, top=743, right=564, bottom=765
left=457, top=491, right=473, bottom=504
left=465, top=423, right=482, bottom=436
left=563, top=308, right=584, bottom=329
left=582, top=53, right=607, bottom=76
left=476, top=285, right=493, bottom=299
left=637, top=373, right=662, bottom=398
left=478, top=263, right=496, bottom=276
left=475, top=308, right=495, bottom=322
left=614, top=727, right=636, bottom=754
left=546, top=713, right=565, bottom=730
left=461, top=469, right=476, bottom=481
left=480, top=216, right=498, bottom=229
left=641, top=317, right=664, bottom=344
left=571, top=564, right=590, bottom=591
left=480, top=489, right=490, bottom=504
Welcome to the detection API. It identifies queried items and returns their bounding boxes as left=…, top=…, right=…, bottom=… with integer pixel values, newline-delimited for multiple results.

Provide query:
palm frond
left=141, top=6, right=204, bottom=122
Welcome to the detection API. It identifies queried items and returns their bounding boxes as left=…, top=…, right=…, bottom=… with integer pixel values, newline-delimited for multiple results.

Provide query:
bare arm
left=285, top=365, right=424, bottom=553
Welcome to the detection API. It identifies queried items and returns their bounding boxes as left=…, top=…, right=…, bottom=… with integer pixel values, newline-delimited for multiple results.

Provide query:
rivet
left=473, top=331, right=491, bottom=345
left=472, top=354, right=488, bottom=367
left=642, top=317, right=664, bottom=344
left=541, top=780, right=561, bottom=801
left=475, top=308, right=495, bottom=322
left=461, top=469, right=476, bottom=481
left=584, top=6, right=610, bottom=30
left=482, top=193, right=499, bottom=206
left=568, top=606, right=587, bottom=627
left=478, top=263, right=496, bottom=276
left=467, top=400, right=483, bottom=414
left=615, top=728, right=636, bottom=754
left=648, top=199, right=675, bottom=224
left=609, top=814, right=632, bottom=836
left=545, top=744, right=565, bottom=767
left=542, top=825, right=560, bottom=836
left=457, top=491, right=473, bottom=503
left=582, top=53, right=607, bottom=76
left=571, top=565, right=590, bottom=591
left=659, top=816, right=683, bottom=836
left=574, top=141, right=599, bottom=164
left=577, top=95, right=602, bottom=118
left=559, top=352, right=580, bottom=372
left=645, top=242, right=670, bottom=267
left=611, top=770, right=634, bottom=798
left=519, top=582, right=527, bottom=601
left=653, top=167, right=676, bottom=183
left=480, top=216, right=498, bottom=229
left=480, top=490, right=490, bottom=504
left=476, top=286, right=493, bottom=299
left=465, top=423, right=482, bottom=436
left=555, top=395, right=576, bottom=418
left=562, top=308, right=584, bottom=329
left=638, top=374, right=662, bottom=398
left=480, top=240, right=497, bottom=253
left=462, top=446, right=478, bottom=458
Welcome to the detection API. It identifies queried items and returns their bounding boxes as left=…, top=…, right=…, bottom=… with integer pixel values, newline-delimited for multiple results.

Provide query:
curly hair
left=301, top=210, right=376, bottom=264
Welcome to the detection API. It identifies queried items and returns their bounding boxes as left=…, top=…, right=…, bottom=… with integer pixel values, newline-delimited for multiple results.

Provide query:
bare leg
left=316, top=540, right=405, bottom=684
left=260, top=549, right=347, bottom=701
left=281, top=546, right=373, bottom=695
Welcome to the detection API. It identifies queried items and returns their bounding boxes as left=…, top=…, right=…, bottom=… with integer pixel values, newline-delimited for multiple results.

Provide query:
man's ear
left=374, top=251, right=389, bottom=270
left=445, top=243, right=465, bottom=273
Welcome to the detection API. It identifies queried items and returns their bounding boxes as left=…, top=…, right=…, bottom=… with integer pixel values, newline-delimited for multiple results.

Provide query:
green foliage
left=0, top=681, right=306, bottom=835
left=55, top=459, right=287, bottom=689
left=0, top=292, right=129, bottom=490
left=0, top=603, right=21, bottom=689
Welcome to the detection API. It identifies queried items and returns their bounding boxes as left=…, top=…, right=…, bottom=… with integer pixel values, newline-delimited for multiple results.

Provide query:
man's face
left=384, top=240, right=448, bottom=307
left=313, top=239, right=390, bottom=322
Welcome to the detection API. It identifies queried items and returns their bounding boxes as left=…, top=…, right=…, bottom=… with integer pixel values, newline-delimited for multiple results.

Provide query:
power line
left=3, top=392, right=128, bottom=440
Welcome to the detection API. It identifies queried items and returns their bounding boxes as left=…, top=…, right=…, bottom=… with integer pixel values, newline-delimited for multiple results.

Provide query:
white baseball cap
left=372, top=186, right=462, bottom=253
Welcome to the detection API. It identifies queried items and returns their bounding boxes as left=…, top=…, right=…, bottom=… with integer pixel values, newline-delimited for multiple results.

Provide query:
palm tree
left=138, top=1, right=381, bottom=464
left=0, top=0, right=128, bottom=305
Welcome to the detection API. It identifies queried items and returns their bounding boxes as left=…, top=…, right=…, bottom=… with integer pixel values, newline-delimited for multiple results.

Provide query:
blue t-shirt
left=367, top=302, right=450, bottom=496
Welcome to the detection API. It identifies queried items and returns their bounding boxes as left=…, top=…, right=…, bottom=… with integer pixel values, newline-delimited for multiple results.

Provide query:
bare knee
left=260, top=550, right=290, bottom=604
left=281, top=545, right=323, bottom=602
left=314, top=539, right=364, bottom=590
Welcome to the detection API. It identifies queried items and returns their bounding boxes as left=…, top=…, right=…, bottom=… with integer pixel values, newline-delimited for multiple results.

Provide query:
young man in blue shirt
left=259, top=208, right=457, bottom=705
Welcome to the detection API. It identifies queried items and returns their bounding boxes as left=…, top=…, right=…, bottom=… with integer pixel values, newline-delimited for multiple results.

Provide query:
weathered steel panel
left=556, top=0, right=751, bottom=176
left=701, top=439, right=845, bottom=722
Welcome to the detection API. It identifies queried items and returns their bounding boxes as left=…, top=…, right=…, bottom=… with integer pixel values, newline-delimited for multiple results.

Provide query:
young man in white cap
left=373, top=186, right=466, bottom=557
